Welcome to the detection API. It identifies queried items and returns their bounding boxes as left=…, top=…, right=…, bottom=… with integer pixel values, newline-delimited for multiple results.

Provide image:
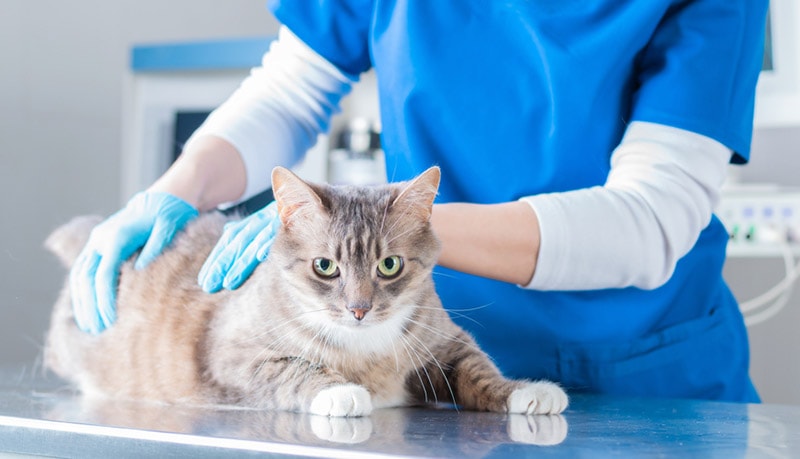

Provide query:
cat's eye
left=377, top=256, right=403, bottom=279
left=313, top=258, right=340, bottom=278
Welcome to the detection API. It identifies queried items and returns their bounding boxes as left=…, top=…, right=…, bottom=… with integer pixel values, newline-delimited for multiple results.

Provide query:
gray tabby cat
left=44, top=166, right=568, bottom=417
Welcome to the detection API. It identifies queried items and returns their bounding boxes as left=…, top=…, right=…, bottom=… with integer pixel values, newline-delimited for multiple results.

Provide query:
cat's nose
left=347, top=302, right=371, bottom=321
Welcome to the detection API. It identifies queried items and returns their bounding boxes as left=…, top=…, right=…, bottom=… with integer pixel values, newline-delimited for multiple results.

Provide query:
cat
left=44, top=166, right=568, bottom=417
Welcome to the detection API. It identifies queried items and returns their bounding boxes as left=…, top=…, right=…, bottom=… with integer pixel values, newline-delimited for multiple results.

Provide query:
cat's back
left=46, top=212, right=232, bottom=402
left=115, top=211, right=228, bottom=325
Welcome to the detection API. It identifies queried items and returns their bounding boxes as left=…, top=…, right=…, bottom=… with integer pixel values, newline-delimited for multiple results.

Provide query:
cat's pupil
left=383, top=258, right=395, bottom=270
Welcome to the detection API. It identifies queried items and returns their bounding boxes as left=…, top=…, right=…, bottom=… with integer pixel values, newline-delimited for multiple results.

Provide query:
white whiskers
left=403, top=327, right=458, bottom=407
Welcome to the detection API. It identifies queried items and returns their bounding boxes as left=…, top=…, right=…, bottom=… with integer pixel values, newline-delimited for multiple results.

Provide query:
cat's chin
left=325, top=305, right=416, bottom=355
left=339, top=316, right=379, bottom=328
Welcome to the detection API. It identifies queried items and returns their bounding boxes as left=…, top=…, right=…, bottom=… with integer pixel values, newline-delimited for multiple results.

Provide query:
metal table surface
left=0, top=366, right=798, bottom=458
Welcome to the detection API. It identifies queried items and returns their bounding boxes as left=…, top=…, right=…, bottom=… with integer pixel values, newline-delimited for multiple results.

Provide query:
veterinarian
left=72, top=1, right=768, bottom=403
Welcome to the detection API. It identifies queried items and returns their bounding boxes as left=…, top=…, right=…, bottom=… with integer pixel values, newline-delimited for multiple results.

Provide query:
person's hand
left=69, top=192, right=198, bottom=334
left=198, top=201, right=281, bottom=293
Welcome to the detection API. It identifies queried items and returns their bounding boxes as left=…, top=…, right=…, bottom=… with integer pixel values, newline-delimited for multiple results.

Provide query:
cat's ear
left=271, top=166, right=324, bottom=226
left=391, top=166, right=441, bottom=221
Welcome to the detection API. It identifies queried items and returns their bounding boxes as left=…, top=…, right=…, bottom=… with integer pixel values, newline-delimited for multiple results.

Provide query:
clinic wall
left=0, top=1, right=278, bottom=366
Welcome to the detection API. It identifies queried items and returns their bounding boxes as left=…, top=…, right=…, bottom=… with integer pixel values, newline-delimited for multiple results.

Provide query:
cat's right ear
left=271, top=167, right=324, bottom=227
left=391, top=166, right=441, bottom=221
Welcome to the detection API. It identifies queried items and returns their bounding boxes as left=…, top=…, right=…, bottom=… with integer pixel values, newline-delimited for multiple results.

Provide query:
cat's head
left=268, top=166, right=441, bottom=342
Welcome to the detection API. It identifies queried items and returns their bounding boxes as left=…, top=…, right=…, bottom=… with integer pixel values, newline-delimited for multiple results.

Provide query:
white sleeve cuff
left=521, top=121, right=731, bottom=291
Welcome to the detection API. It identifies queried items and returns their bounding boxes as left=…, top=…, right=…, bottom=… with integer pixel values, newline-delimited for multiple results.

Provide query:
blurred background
left=1, top=0, right=799, bottom=405
left=0, top=0, right=278, bottom=365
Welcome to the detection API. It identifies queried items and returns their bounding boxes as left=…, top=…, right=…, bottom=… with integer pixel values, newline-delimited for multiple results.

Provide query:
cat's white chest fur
left=303, top=303, right=418, bottom=410
left=316, top=303, right=416, bottom=357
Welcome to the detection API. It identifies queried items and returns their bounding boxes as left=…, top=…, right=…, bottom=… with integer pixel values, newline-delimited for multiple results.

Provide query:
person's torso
left=269, top=0, right=760, bottom=401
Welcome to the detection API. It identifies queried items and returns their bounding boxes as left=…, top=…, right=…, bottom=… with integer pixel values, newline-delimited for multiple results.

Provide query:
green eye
left=377, top=256, right=403, bottom=278
left=313, top=258, right=340, bottom=278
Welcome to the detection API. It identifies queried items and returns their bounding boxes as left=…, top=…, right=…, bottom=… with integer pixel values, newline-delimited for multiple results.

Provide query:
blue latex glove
left=198, top=201, right=280, bottom=293
left=69, top=192, right=198, bottom=334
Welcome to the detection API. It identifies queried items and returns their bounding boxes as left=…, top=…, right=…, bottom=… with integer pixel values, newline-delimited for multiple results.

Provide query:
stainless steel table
left=0, top=366, right=798, bottom=458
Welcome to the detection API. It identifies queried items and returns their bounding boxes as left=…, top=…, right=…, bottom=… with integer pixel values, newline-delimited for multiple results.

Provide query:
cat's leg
left=422, top=332, right=568, bottom=415
left=233, top=358, right=373, bottom=417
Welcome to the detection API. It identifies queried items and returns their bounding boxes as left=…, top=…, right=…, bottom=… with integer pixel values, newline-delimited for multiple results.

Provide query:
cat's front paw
left=310, top=384, right=373, bottom=417
left=507, top=381, right=568, bottom=415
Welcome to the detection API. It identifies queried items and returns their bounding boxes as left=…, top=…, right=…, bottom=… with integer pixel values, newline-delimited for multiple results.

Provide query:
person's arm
left=431, top=201, right=540, bottom=286
left=152, top=26, right=358, bottom=212
left=431, top=121, right=731, bottom=291
left=148, top=136, right=246, bottom=211
left=192, top=27, right=730, bottom=293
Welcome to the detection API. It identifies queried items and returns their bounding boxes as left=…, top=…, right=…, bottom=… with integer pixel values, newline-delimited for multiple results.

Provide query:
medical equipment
left=327, top=118, right=386, bottom=186
left=717, top=187, right=800, bottom=326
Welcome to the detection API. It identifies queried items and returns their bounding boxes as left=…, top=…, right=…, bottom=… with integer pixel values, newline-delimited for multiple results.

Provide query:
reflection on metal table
left=0, top=366, right=798, bottom=458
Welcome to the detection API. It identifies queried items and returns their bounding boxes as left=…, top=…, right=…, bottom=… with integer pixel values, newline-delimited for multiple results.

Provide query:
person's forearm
left=430, top=201, right=540, bottom=285
left=148, top=135, right=246, bottom=212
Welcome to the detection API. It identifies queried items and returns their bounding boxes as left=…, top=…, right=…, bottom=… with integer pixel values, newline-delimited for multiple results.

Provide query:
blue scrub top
left=269, top=0, right=768, bottom=402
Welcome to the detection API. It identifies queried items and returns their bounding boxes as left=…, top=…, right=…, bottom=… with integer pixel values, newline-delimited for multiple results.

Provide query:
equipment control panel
left=717, top=187, right=800, bottom=257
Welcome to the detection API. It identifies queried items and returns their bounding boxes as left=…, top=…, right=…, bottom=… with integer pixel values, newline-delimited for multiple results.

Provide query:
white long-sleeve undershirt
left=185, top=27, right=358, bottom=207
left=521, top=122, right=730, bottom=290
left=189, top=26, right=732, bottom=292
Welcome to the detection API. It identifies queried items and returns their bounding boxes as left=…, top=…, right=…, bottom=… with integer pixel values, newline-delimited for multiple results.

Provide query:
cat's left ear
left=391, top=166, right=441, bottom=221
left=271, top=166, right=325, bottom=226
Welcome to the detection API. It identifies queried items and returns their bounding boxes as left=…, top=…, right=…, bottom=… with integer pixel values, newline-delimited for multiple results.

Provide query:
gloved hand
left=69, top=192, right=198, bottom=334
left=198, top=201, right=280, bottom=293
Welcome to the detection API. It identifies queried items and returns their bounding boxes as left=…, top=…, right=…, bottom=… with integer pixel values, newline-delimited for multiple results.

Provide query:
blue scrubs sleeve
left=631, top=0, right=768, bottom=163
left=268, top=0, right=373, bottom=76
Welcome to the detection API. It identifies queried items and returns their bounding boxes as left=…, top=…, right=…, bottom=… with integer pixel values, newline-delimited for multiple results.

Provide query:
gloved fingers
left=135, top=195, right=198, bottom=270
left=198, top=202, right=280, bottom=293
left=94, top=254, right=120, bottom=331
left=69, top=249, right=104, bottom=334
left=259, top=201, right=279, bottom=220
left=222, top=241, right=261, bottom=290
left=197, top=218, right=248, bottom=282
left=135, top=219, right=178, bottom=270
left=198, top=223, right=246, bottom=293
left=198, top=215, right=271, bottom=292
left=65, top=190, right=199, bottom=334
left=198, top=241, right=242, bottom=293
left=222, top=222, right=279, bottom=289
left=256, top=220, right=280, bottom=261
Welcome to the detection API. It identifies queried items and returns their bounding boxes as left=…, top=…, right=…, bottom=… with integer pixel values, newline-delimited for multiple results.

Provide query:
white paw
left=507, top=381, right=568, bottom=415
left=309, top=384, right=373, bottom=417
left=309, top=416, right=373, bottom=444
left=507, top=414, right=568, bottom=446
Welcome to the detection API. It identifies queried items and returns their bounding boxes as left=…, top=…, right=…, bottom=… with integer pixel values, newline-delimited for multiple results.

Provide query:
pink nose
left=351, top=308, right=369, bottom=321
left=347, top=302, right=371, bottom=321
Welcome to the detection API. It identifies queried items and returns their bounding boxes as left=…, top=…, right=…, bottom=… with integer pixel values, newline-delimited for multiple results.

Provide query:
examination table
left=1, top=366, right=798, bottom=458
